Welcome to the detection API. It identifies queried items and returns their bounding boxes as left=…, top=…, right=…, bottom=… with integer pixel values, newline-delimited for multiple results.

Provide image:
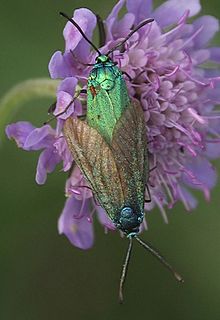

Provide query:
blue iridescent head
left=114, top=206, right=144, bottom=237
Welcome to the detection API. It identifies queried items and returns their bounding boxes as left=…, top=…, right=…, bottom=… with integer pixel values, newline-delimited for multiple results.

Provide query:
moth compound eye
left=120, top=206, right=133, bottom=219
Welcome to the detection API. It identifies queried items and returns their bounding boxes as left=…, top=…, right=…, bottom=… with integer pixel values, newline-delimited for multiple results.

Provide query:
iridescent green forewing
left=63, top=102, right=147, bottom=221
left=87, top=62, right=130, bottom=144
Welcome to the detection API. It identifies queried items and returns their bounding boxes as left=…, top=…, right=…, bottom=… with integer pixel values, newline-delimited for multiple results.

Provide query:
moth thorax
left=116, top=206, right=143, bottom=236
left=100, top=79, right=115, bottom=90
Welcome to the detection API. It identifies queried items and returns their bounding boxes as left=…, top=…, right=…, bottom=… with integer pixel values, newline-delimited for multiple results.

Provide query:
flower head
left=6, top=0, right=220, bottom=249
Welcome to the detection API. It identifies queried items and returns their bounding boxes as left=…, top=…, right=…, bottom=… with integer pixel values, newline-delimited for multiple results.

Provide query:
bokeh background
left=1, top=0, right=220, bottom=319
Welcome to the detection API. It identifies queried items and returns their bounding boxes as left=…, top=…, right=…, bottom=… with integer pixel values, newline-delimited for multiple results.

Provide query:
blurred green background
left=1, top=0, right=220, bottom=319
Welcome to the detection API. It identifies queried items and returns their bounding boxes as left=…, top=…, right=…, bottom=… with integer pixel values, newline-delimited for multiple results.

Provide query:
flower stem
left=0, top=78, right=60, bottom=140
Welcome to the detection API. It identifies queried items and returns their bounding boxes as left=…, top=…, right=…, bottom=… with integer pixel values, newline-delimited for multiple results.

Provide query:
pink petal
left=193, top=16, right=219, bottom=48
left=64, top=8, right=97, bottom=60
left=58, top=197, right=94, bottom=249
left=126, top=0, right=152, bottom=24
left=153, top=0, right=201, bottom=28
left=36, top=148, right=61, bottom=184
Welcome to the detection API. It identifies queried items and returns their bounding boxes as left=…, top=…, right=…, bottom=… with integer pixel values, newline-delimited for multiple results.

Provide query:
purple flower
left=6, top=0, right=220, bottom=249
left=58, top=196, right=94, bottom=249
left=6, top=123, right=62, bottom=184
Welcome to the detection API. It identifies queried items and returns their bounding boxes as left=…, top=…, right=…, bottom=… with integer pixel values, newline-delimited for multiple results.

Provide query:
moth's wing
left=111, top=101, right=148, bottom=212
left=63, top=117, right=125, bottom=220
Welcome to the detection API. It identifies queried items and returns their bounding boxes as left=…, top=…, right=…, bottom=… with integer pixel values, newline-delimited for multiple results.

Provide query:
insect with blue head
left=61, top=11, right=184, bottom=302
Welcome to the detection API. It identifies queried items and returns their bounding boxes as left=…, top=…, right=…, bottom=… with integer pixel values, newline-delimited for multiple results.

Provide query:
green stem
left=0, top=78, right=60, bottom=139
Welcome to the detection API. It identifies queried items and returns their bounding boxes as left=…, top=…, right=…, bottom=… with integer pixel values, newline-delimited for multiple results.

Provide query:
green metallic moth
left=61, top=12, right=183, bottom=302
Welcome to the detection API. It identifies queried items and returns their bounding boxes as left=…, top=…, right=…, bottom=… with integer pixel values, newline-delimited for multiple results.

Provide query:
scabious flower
left=6, top=0, right=220, bottom=249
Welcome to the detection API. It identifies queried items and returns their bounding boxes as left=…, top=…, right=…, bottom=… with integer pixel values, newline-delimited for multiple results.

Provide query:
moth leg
left=90, top=195, right=101, bottom=207
left=147, top=139, right=154, bottom=145
left=149, top=165, right=157, bottom=173
left=122, top=71, right=132, bottom=82
left=145, top=183, right=151, bottom=203
left=44, top=89, right=87, bottom=125
left=74, top=185, right=92, bottom=191
left=77, top=114, right=87, bottom=121
left=131, top=70, right=146, bottom=83
left=123, top=70, right=146, bottom=84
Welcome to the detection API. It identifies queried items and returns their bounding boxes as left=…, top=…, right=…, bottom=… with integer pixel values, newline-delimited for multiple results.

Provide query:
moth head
left=96, top=55, right=110, bottom=64
left=115, top=206, right=143, bottom=236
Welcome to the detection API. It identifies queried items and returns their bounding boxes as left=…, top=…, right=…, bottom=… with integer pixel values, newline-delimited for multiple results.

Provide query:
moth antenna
left=107, top=18, right=154, bottom=56
left=135, top=236, right=184, bottom=283
left=96, top=14, right=106, bottom=48
left=47, top=101, right=57, bottom=115
left=145, top=183, right=151, bottom=203
left=119, top=237, right=133, bottom=304
left=60, top=12, right=102, bottom=56
left=74, top=185, right=92, bottom=191
left=43, top=89, right=87, bottom=125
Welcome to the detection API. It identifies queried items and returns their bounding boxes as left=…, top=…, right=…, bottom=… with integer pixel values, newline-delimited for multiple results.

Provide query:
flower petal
left=205, top=141, right=220, bottom=160
left=58, top=197, right=94, bottom=249
left=191, top=49, right=210, bottom=65
left=183, top=157, right=217, bottom=191
left=36, top=148, right=61, bottom=184
left=65, top=166, right=93, bottom=198
left=54, top=136, right=73, bottom=172
left=24, top=125, right=55, bottom=150
left=177, top=186, right=198, bottom=210
left=58, top=77, right=78, bottom=96
left=95, top=206, right=115, bottom=230
left=55, top=91, right=74, bottom=119
left=64, top=8, right=97, bottom=61
left=106, top=0, right=125, bottom=23
left=114, top=13, right=135, bottom=38
left=5, top=122, right=35, bottom=149
left=48, top=51, right=71, bottom=79
left=193, top=16, right=219, bottom=48
left=209, top=47, right=220, bottom=63
left=105, top=0, right=126, bottom=41
left=153, top=0, right=201, bottom=28
left=126, top=0, right=152, bottom=24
